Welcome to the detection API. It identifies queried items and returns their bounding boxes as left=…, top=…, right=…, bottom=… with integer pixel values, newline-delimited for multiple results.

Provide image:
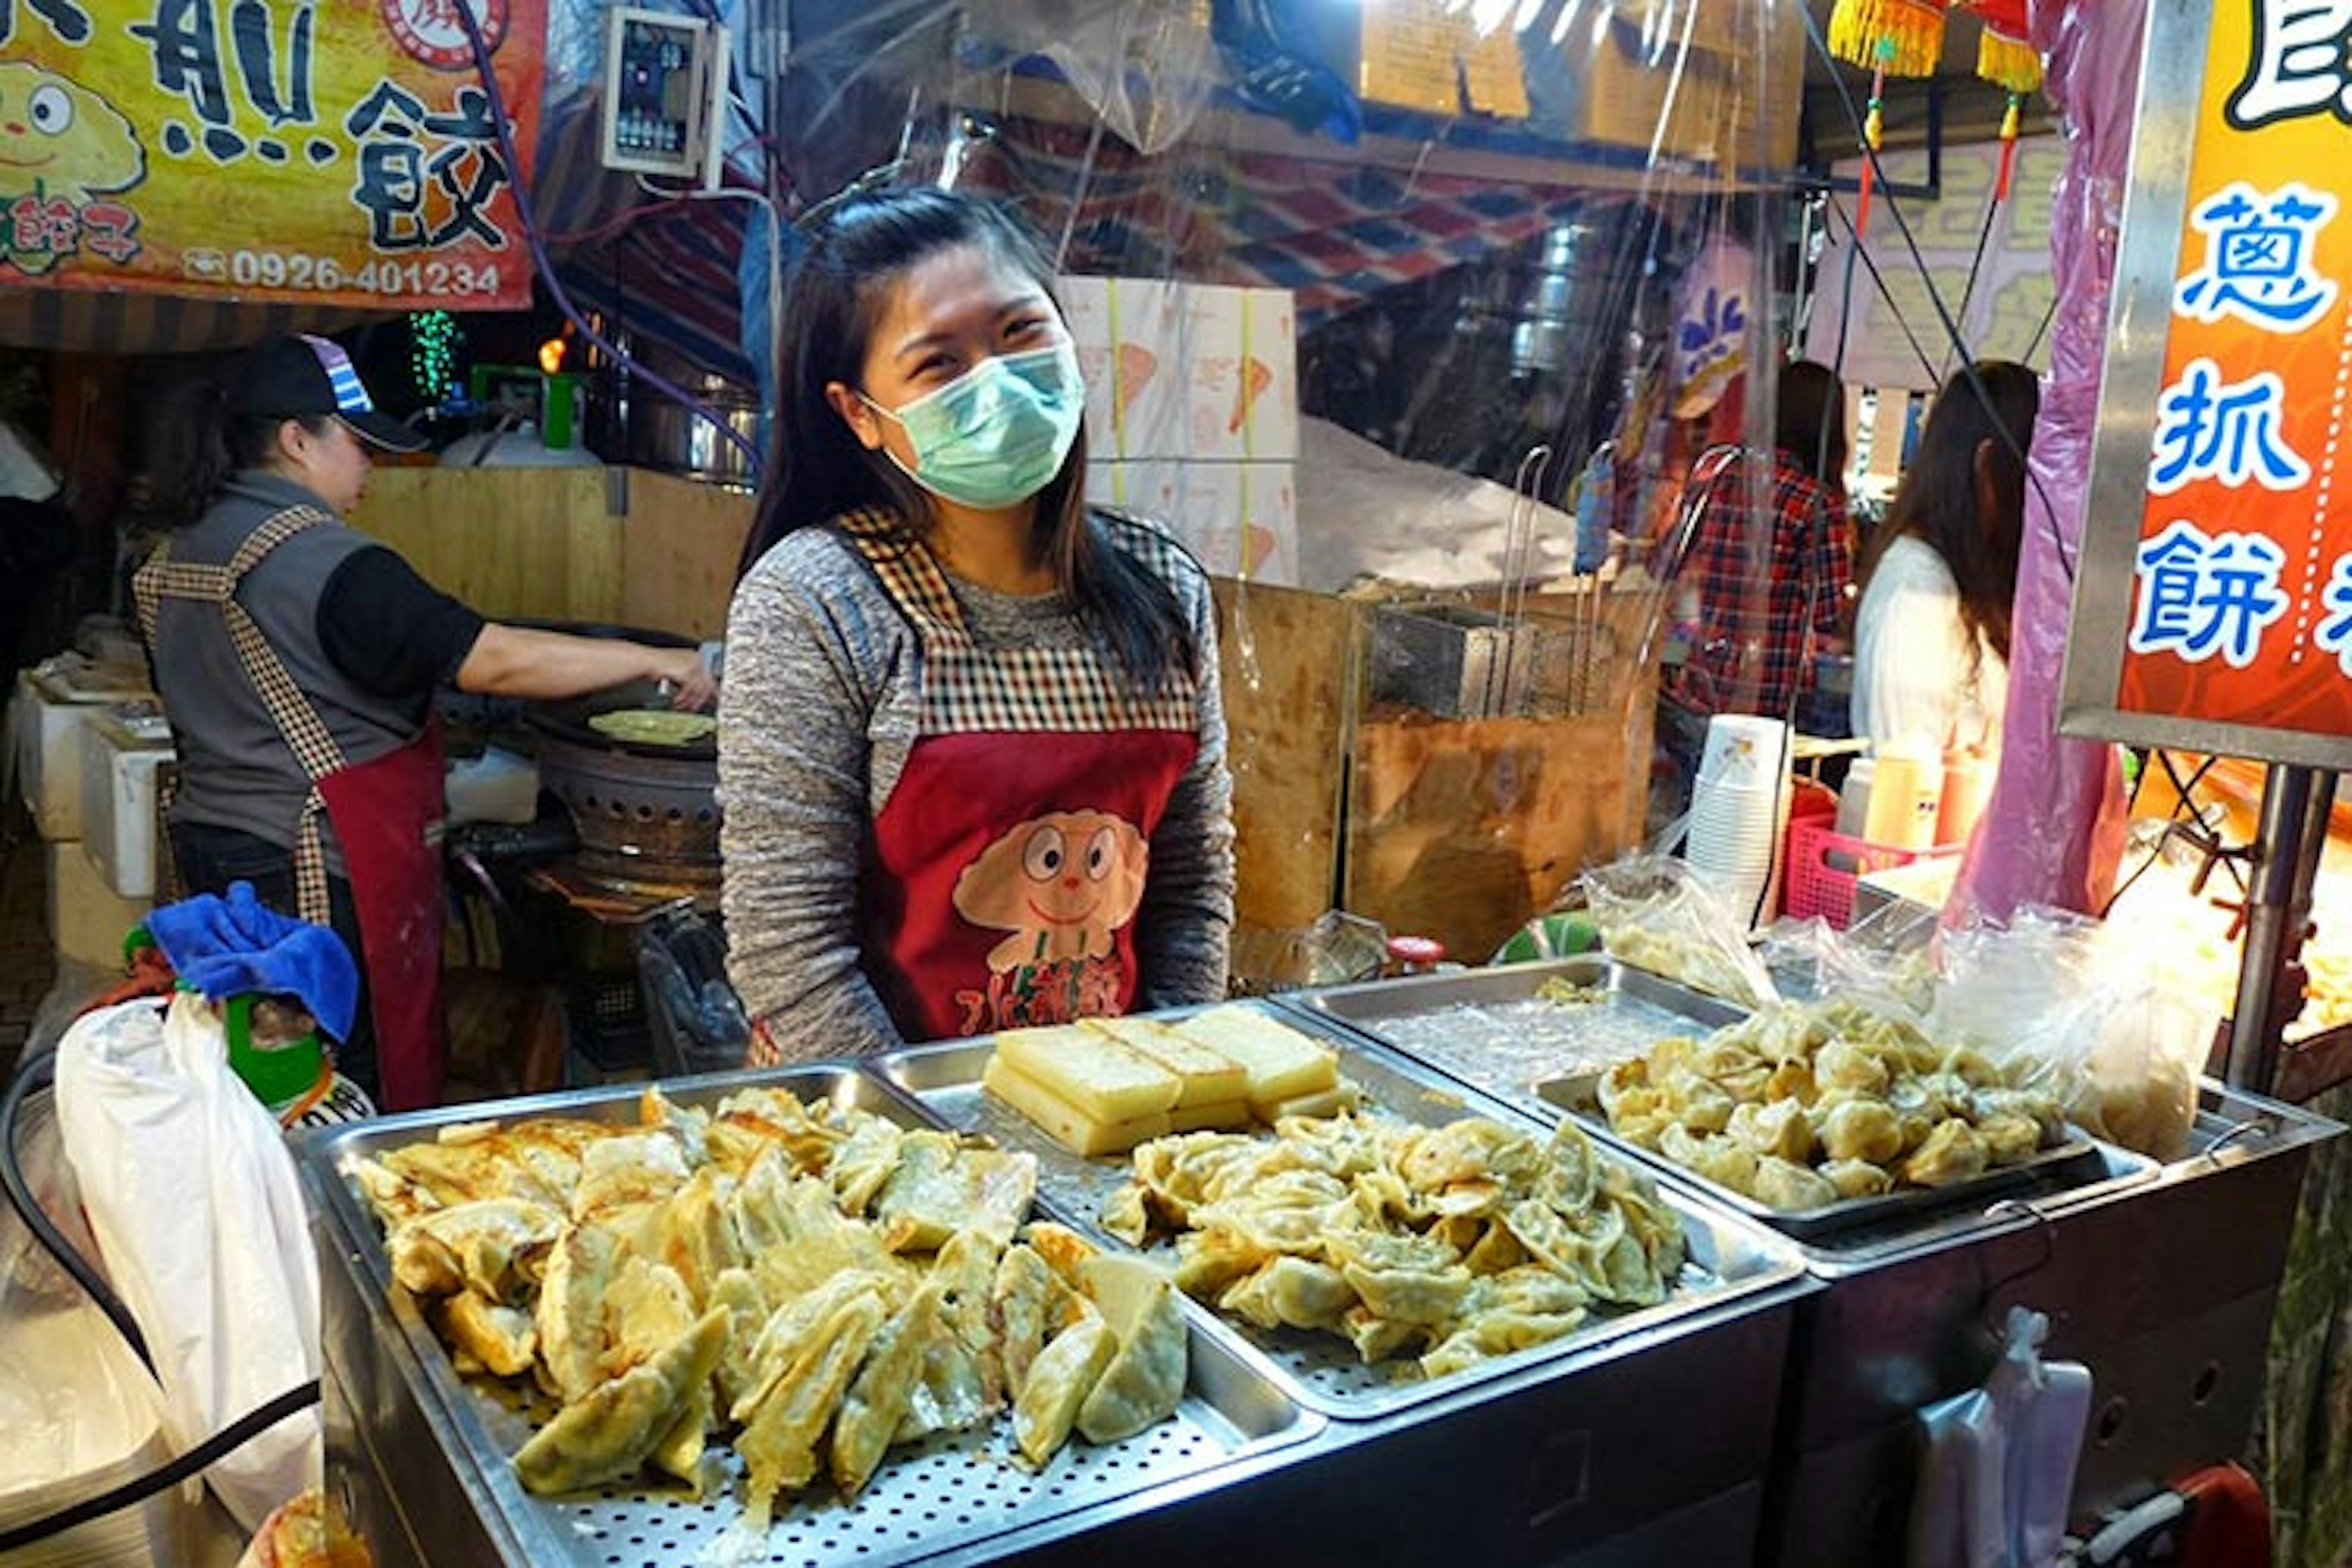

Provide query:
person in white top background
left=1851, top=359, right=2039, bottom=758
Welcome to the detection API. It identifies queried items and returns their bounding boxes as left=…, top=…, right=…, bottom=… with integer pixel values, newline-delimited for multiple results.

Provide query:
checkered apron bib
left=134, top=505, right=344, bottom=925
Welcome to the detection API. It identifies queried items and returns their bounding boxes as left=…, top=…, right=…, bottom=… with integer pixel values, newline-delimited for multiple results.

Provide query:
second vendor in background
left=720, top=189, right=1236, bottom=1064
left=1850, top=360, right=2038, bottom=758
left=139, top=334, right=716, bottom=1112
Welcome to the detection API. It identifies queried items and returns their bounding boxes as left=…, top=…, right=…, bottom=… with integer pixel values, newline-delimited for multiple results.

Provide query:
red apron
left=316, top=728, right=448, bottom=1110
left=838, top=510, right=1202, bottom=1042
left=135, top=505, right=450, bottom=1109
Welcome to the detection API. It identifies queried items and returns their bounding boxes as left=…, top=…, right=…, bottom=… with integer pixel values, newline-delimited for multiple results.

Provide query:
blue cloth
left=145, top=881, right=360, bottom=1043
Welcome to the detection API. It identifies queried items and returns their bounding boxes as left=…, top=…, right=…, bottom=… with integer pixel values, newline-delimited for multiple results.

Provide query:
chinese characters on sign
left=0, top=0, right=540, bottom=307
left=2107, top=4, right=2352, bottom=738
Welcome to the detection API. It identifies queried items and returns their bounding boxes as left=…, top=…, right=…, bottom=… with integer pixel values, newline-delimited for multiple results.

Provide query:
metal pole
left=2225, top=764, right=2320, bottom=1091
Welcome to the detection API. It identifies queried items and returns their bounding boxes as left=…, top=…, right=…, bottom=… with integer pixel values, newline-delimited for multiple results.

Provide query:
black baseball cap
left=225, top=334, right=428, bottom=453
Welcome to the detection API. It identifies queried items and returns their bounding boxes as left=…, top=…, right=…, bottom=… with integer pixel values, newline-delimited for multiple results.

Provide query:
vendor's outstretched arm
left=454, top=624, right=715, bottom=707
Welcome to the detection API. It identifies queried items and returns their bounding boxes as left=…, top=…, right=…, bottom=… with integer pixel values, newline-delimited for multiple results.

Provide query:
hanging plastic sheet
left=1945, top=0, right=2136, bottom=924
left=748, top=0, right=1803, bottom=965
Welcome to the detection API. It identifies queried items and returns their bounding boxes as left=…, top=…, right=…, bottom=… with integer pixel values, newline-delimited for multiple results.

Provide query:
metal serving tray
left=299, top=1065, right=1320, bottom=1568
left=866, top=1001, right=1810, bottom=1423
left=1288, top=952, right=1745, bottom=1125
left=1291, top=958, right=2161, bottom=1250
left=1535, top=1071, right=2126, bottom=1243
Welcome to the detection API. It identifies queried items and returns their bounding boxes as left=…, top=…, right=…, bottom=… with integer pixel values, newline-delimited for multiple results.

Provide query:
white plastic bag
left=1932, top=908, right=2207, bottom=1161
left=51, top=994, right=322, bottom=1535
left=1908, top=1306, right=2092, bottom=1568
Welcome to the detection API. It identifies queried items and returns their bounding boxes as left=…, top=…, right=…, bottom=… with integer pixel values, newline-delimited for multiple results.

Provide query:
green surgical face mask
left=859, top=341, right=1085, bottom=510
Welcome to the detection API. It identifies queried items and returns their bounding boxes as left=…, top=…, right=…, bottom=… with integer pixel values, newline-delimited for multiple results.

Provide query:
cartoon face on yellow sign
left=0, top=61, right=145, bottom=276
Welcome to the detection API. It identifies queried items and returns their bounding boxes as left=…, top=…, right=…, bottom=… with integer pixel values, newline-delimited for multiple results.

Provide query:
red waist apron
left=134, top=505, right=449, bottom=1109
left=835, top=510, right=1202, bottom=1042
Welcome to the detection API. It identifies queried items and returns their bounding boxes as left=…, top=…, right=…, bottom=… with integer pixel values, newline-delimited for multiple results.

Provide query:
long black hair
left=1859, top=359, right=2038, bottom=662
left=736, top=187, right=1195, bottom=692
left=1774, top=359, right=1848, bottom=488
left=149, top=372, right=327, bottom=530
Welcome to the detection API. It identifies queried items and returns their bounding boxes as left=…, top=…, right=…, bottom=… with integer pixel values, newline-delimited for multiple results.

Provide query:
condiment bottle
left=1834, top=756, right=1877, bottom=839
left=1937, top=747, right=1993, bottom=846
left=1864, top=742, right=1943, bottom=851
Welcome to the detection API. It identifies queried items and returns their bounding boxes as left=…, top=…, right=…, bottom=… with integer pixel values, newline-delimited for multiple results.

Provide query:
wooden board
left=1344, top=690, right=1655, bottom=964
left=616, top=469, right=755, bottom=641
left=347, top=466, right=755, bottom=640
left=1213, top=579, right=1354, bottom=934
left=349, top=467, right=622, bottom=625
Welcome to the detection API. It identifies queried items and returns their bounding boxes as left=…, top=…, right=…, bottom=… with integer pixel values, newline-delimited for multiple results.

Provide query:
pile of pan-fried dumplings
left=352, top=1085, right=1186, bottom=1526
left=1598, top=999, right=2068, bottom=1211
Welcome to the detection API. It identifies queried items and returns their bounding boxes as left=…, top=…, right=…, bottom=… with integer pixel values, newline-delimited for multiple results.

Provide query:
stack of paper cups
left=1684, top=714, right=1792, bottom=925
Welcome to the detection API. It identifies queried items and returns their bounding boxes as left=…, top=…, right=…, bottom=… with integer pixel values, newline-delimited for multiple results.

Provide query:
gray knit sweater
left=717, top=520, right=1235, bottom=1061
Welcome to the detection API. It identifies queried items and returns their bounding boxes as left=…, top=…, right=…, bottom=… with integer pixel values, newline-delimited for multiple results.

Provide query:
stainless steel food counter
left=300, top=1014, right=1818, bottom=1567
left=1285, top=958, right=2344, bottom=1566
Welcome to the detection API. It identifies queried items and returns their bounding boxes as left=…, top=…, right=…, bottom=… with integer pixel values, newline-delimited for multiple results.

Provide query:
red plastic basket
left=1783, top=818, right=1952, bottom=929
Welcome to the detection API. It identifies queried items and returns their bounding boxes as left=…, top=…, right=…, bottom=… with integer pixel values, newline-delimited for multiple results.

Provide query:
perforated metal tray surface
left=1288, top=954, right=1746, bottom=1123
left=869, top=1003, right=1809, bottom=1422
left=300, top=1065, right=1317, bottom=1567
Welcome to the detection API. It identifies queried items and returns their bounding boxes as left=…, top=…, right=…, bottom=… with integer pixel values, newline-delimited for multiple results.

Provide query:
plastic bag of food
left=1577, top=854, right=1777, bottom=1009
left=1930, top=907, right=2206, bottom=1160
left=1758, top=901, right=1940, bottom=1018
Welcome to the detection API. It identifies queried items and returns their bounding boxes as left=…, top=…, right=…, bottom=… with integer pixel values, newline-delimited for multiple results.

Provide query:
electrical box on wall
left=600, top=7, right=728, bottom=186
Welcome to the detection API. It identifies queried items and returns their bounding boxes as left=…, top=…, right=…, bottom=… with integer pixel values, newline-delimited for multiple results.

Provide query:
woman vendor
left=138, top=334, right=716, bottom=1110
left=719, top=188, right=1236, bottom=1063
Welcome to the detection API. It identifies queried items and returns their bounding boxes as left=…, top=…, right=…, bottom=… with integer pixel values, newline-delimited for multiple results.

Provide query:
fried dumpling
left=1076, top=1254, right=1188, bottom=1444
left=989, top=1243, right=1057, bottom=1401
left=1817, top=1098, right=1903, bottom=1166
left=388, top=1197, right=564, bottom=1303
left=1012, top=1315, right=1115, bottom=1468
left=1975, top=1113, right=2045, bottom=1168
left=1659, top=1125, right=1759, bottom=1199
left=830, top=1282, right=944, bottom=1498
left=872, top=1133, right=1036, bottom=1252
left=1820, top=1158, right=1894, bottom=1200
left=734, top=1280, right=889, bottom=1518
left=513, top=1308, right=728, bottom=1495
left=534, top=1221, right=619, bottom=1403
left=1902, top=1119, right=1990, bottom=1188
left=431, top=1291, right=536, bottom=1378
left=571, top=1131, right=695, bottom=1219
left=1814, top=1037, right=1893, bottom=1097
left=1727, top=1098, right=1813, bottom=1165
left=1749, top=1155, right=1840, bottom=1212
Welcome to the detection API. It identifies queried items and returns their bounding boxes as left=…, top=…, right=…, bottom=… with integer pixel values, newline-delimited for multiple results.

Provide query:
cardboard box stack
left=1063, top=276, right=1302, bottom=587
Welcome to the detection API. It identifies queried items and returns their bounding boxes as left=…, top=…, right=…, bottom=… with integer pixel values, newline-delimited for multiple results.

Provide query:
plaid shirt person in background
left=1675, top=360, right=1853, bottom=722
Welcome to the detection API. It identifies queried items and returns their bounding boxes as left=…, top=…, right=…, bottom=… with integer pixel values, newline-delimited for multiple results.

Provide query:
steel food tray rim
left=1292, top=951, right=1746, bottom=1036
left=864, top=1001, right=1812, bottom=1424
left=302, top=1062, right=1324, bottom=1567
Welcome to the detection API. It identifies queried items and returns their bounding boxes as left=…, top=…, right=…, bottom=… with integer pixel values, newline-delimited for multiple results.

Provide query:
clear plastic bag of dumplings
left=1929, top=907, right=2206, bottom=1161
left=1577, top=853, right=1777, bottom=1009
left=1757, top=898, right=1942, bottom=1018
